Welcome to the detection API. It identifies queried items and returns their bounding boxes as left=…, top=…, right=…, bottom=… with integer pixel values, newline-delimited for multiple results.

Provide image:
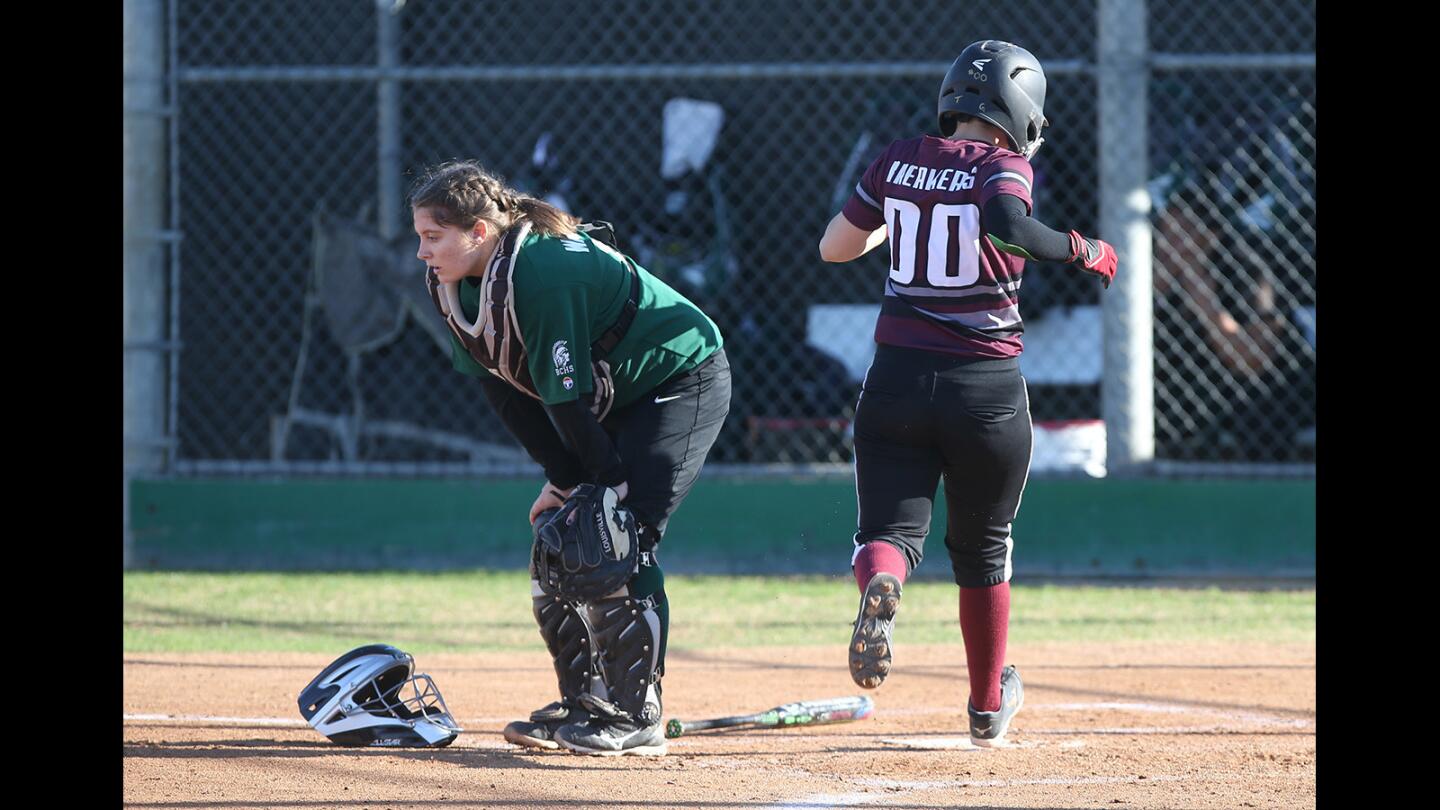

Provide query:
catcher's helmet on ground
left=937, top=40, right=1049, bottom=159
left=297, top=644, right=461, bottom=747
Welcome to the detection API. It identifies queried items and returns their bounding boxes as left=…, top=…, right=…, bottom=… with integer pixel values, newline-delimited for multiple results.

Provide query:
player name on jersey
left=884, top=161, right=977, bottom=192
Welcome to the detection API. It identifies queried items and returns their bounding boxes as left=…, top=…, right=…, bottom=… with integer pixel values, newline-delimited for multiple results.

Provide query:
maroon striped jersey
left=841, top=135, right=1035, bottom=359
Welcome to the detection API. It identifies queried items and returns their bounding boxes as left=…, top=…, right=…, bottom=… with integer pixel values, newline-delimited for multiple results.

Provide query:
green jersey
left=446, top=228, right=722, bottom=408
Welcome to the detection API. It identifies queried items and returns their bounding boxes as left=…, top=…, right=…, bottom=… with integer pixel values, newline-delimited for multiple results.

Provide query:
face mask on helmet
left=297, top=644, right=461, bottom=747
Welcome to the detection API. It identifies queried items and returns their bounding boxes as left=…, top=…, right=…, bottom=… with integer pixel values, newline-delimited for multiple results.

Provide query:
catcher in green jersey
left=409, top=160, right=730, bottom=756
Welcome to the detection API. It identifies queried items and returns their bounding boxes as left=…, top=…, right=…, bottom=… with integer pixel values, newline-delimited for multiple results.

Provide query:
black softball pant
left=852, top=344, right=1032, bottom=587
left=602, top=349, right=732, bottom=550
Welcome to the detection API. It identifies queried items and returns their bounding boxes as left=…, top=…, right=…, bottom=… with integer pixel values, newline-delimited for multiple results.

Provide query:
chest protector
left=425, top=220, right=639, bottom=421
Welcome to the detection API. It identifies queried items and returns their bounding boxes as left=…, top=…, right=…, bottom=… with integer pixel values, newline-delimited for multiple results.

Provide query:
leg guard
left=501, top=584, right=601, bottom=750
left=532, top=586, right=599, bottom=704
left=551, top=549, right=671, bottom=755
left=576, top=586, right=664, bottom=726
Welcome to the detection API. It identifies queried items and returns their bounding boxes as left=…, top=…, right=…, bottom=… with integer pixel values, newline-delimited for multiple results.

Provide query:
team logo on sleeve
left=552, top=340, right=575, bottom=376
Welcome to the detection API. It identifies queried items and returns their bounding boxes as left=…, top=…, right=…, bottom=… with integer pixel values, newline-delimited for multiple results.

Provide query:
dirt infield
left=124, top=640, right=1314, bottom=809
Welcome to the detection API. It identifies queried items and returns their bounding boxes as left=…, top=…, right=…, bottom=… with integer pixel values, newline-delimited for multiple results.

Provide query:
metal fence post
left=377, top=0, right=402, bottom=242
left=1097, top=0, right=1155, bottom=473
left=124, top=0, right=170, bottom=567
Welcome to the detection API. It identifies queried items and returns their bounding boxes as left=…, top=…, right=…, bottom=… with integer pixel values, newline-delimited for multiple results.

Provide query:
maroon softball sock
left=853, top=541, right=909, bottom=591
left=959, top=582, right=1011, bottom=712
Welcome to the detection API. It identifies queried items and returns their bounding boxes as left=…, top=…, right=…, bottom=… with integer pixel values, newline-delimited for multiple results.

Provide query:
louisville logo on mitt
left=533, top=484, right=639, bottom=601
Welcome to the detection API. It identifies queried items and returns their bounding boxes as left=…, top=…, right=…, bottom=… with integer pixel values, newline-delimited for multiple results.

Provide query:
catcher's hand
left=529, top=483, right=571, bottom=525
left=535, top=484, right=636, bottom=574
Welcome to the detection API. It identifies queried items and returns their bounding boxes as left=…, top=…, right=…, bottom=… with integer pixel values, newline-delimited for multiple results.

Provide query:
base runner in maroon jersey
left=818, top=39, right=1118, bottom=747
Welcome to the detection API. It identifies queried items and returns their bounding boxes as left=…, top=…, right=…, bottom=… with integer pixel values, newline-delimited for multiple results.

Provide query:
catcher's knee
left=532, top=484, right=641, bottom=602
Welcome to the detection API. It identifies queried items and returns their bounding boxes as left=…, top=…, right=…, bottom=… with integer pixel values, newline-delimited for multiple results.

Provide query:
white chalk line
left=876, top=701, right=1194, bottom=718
left=123, top=713, right=514, bottom=726
left=771, top=792, right=879, bottom=810
left=125, top=700, right=1312, bottom=734
left=1044, top=701, right=1192, bottom=713
left=1017, top=699, right=1313, bottom=735
left=125, top=714, right=308, bottom=726
left=888, top=699, right=1309, bottom=720
left=772, top=775, right=1189, bottom=809
left=862, top=774, right=1189, bottom=789
left=122, top=715, right=520, bottom=751
left=878, top=736, right=1085, bottom=750
left=1042, top=701, right=1314, bottom=729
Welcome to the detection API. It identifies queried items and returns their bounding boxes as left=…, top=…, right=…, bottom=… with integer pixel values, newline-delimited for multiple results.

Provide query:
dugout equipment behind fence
left=151, top=2, right=1315, bottom=477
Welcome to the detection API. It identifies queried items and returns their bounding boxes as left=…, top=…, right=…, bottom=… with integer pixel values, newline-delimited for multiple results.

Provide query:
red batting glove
left=1067, top=230, right=1117, bottom=289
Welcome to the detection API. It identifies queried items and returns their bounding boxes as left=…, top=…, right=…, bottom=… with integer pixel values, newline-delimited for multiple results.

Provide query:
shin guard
left=577, top=589, right=663, bottom=726
left=532, top=585, right=600, bottom=706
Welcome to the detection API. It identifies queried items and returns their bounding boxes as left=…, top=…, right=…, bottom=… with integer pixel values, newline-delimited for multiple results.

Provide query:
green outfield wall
left=128, top=477, right=1314, bottom=578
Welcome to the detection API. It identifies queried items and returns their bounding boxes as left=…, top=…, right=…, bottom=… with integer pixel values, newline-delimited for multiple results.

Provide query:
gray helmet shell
left=297, top=644, right=461, bottom=747
left=938, top=40, right=1049, bottom=159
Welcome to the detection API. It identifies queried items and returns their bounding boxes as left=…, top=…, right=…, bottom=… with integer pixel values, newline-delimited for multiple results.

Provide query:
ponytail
left=511, top=195, right=580, bottom=236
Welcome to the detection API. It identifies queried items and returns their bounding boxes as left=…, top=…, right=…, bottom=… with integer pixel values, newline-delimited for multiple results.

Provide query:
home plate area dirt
left=124, top=640, right=1315, bottom=809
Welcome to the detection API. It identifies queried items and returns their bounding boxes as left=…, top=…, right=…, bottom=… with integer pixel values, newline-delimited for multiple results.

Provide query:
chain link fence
left=1148, top=69, right=1315, bottom=468
left=128, top=0, right=1315, bottom=479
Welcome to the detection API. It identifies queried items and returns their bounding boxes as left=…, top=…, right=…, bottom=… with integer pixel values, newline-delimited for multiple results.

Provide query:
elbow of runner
left=819, top=238, right=849, bottom=263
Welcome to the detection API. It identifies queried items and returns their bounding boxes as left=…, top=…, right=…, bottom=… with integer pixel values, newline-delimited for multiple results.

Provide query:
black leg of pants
left=852, top=345, right=1032, bottom=587
left=598, top=350, right=730, bottom=683
left=602, top=349, right=732, bottom=549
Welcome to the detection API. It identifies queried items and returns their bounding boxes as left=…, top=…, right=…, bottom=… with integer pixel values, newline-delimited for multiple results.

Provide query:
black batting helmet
left=938, top=40, right=1049, bottom=159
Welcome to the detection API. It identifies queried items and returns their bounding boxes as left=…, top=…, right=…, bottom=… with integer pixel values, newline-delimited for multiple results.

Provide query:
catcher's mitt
left=532, top=484, right=639, bottom=601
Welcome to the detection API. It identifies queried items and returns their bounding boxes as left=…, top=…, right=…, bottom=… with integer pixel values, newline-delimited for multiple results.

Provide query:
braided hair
left=407, top=160, right=579, bottom=237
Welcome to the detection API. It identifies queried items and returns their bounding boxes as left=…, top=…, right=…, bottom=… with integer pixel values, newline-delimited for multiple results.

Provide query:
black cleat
left=554, top=716, right=668, bottom=756
left=502, top=700, right=588, bottom=750
left=554, top=692, right=667, bottom=756
left=849, top=572, right=902, bottom=689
